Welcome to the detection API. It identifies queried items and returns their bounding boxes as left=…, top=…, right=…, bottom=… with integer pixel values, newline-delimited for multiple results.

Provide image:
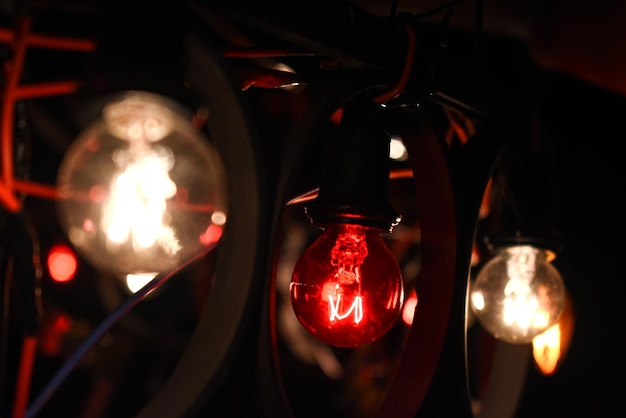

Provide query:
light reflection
left=126, top=272, right=158, bottom=294
left=532, top=292, right=574, bottom=375
left=533, top=323, right=560, bottom=375
left=389, top=137, right=408, bottom=161
left=402, top=289, right=418, bottom=325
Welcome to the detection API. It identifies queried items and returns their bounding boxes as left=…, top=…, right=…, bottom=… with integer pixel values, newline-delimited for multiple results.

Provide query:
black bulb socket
left=305, top=98, right=401, bottom=232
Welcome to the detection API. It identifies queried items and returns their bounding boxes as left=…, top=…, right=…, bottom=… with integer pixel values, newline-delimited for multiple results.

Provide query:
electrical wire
left=24, top=244, right=218, bottom=418
left=0, top=210, right=42, bottom=417
left=475, top=0, right=483, bottom=35
left=374, top=22, right=416, bottom=104
left=329, top=21, right=417, bottom=125
left=0, top=253, right=13, bottom=415
left=410, top=0, right=462, bottom=21
left=12, top=336, right=37, bottom=418
left=389, top=0, right=398, bottom=18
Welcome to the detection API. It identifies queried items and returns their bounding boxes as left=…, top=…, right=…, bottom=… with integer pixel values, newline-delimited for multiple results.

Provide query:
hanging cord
left=12, top=336, right=37, bottom=418
left=389, top=0, right=398, bottom=18
left=473, top=0, right=485, bottom=72
left=25, top=244, right=218, bottom=418
left=475, top=0, right=483, bottom=36
left=0, top=246, right=13, bottom=416
left=330, top=21, right=417, bottom=125
left=411, top=0, right=462, bottom=21
left=374, top=22, right=417, bottom=104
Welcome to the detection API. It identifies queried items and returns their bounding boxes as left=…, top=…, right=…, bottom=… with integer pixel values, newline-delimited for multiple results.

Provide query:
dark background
left=1, top=1, right=626, bottom=417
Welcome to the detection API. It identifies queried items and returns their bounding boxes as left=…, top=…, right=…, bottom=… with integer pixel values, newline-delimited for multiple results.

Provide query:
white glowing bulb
left=389, top=137, right=408, bottom=161
left=57, top=91, right=228, bottom=279
left=126, top=272, right=158, bottom=294
left=101, top=145, right=180, bottom=254
left=469, top=244, right=565, bottom=343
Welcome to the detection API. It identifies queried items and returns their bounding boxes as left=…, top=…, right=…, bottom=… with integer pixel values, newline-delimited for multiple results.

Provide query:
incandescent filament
left=101, top=140, right=181, bottom=255
left=326, top=231, right=368, bottom=324
left=503, top=246, right=549, bottom=334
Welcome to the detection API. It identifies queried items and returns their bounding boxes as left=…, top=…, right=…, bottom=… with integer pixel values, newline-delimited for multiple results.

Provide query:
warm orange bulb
left=532, top=292, right=574, bottom=375
left=290, top=223, right=404, bottom=347
left=532, top=323, right=561, bottom=375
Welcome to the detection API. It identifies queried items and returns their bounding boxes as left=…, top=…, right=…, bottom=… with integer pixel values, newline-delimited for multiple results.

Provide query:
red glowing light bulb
left=290, top=223, right=404, bottom=347
left=47, top=244, right=78, bottom=282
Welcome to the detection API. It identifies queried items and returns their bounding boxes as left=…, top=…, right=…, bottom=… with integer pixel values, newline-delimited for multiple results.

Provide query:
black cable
left=0, top=250, right=13, bottom=415
left=411, top=0, right=462, bottom=21
left=25, top=244, right=217, bottom=418
left=475, top=0, right=483, bottom=35
left=0, top=210, right=41, bottom=415
left=439, top=2, right=456, bottom=28
left=12, top=211, right=43, bottom=337
left=389, top=0, right=398, bottom=17
left=474, top=0, right=485, bottom=71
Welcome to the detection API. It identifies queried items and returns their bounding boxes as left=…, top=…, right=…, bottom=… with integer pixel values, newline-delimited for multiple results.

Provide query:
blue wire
left=25, top=245, right=216, bottom=418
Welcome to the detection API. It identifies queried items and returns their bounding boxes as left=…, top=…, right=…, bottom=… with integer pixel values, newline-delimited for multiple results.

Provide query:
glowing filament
left=502, top=246, right=544, bottom=335
left=101, top=144, right=180, bottom=255
left=322, top=230, right=368, bottom=324
left=329, top=294, right=363, bottom=323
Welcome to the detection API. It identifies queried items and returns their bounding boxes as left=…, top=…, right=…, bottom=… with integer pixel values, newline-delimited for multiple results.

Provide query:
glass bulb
left=290, top=223, right=404, bottom=348
left=469, top=244, right=565, bottom=343
left=56, top=91, right=227, bottom=279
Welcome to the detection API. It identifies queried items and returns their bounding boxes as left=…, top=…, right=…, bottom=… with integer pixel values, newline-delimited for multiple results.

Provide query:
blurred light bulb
left=47, top=243, right=78, bottom=283
left=469, top=244, right=565, bottom=343
left=290, top=223, right=404, bottom=347
left=56, top=91, right=227, bottom=279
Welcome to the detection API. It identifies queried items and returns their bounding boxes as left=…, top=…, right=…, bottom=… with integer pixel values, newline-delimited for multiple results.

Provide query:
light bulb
left=47, top=244, right=78, bottom=283
left=469, top=244, right=565, bottom=343
left=56, top=91, right=227, bottom=279
left=290, top=223, right=404, bottom=348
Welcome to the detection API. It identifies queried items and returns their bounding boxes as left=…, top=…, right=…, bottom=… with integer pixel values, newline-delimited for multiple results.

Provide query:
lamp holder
left=485, top=233, right=561, bottom=262
left=484, top=136, right=563, bottom=259
left=305, top=98, right=400, bottom=232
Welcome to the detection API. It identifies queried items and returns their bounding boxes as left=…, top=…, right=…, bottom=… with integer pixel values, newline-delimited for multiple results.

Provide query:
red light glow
left=290, top=223, right=404, bottom=347
left=402, top=289, right=418, bottom=325
left=199, top=224, right=223, bottom=245
left=47, top=244, right=77, bottom=282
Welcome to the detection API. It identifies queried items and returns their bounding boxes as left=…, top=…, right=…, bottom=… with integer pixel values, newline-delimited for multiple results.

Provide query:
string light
left=56, top=91, right=227, bottom=279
